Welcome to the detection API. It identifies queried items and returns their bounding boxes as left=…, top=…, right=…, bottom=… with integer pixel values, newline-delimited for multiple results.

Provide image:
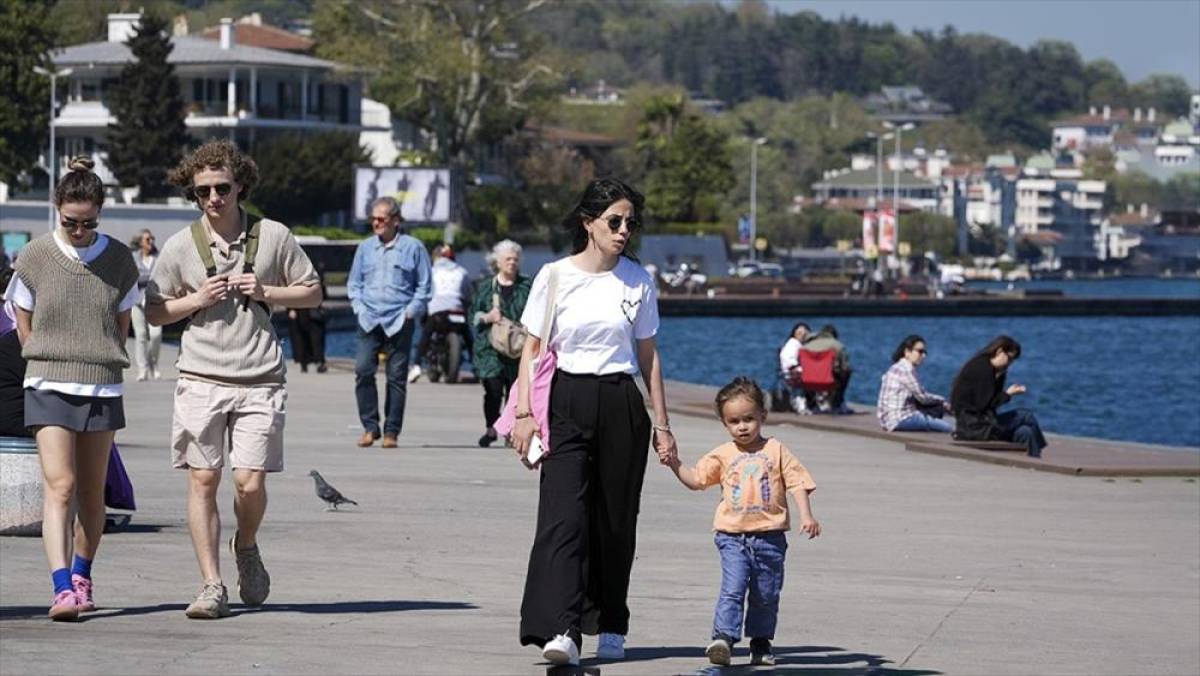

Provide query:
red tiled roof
left=200, top=23, right=313, bottom=53
left=1021, top=231, right=1065, bottom=245
left=1108, top=212, right=1158, bottom=227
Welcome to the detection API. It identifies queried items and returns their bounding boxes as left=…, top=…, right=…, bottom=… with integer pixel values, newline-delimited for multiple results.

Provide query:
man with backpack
left=146, top=140, right=321, bottom=619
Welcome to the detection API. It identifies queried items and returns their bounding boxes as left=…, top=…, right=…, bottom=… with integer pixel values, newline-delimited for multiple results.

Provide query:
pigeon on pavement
left=308, top=470, right=358, bottom=510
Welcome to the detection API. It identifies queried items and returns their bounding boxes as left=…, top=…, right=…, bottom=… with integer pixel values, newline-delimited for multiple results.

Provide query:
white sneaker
left=136, top=369, right=148, bottom=382
left=407, top=365, right=422, bottom=383
left=596, top=632, right=625, bottom=659
left=151, top=367, right=162, bottom=380
left=542, top=634, right=579, bottom=666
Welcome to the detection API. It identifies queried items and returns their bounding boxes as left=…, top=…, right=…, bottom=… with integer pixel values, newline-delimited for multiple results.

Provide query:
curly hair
left=54, top=156, right=105, bottom=208
left=168, top=139, right=259, bottom=203
left=714, top=376, right=767, bottom=417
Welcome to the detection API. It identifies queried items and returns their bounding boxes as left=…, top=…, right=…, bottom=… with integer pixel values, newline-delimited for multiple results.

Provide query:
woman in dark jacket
left=949, top=335, right=1047, bottom=457
left=470, top=239, right=531, bottom=447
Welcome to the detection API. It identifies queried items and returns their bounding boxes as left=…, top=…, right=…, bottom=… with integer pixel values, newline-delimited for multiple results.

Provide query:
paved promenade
left=2, top=348, right=1198, bottom=675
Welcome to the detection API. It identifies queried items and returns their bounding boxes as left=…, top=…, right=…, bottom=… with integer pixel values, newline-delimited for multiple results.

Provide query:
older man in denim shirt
left=348, top=197, right=432, bottom=448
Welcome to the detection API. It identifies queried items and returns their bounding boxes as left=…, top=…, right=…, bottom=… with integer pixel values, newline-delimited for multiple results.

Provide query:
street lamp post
left=33, top=65, right=73, bottom=232
left=882, top=121, right=915, bottom=274
left=749, top=136, right=767, bottom=262
left=865, top=131, right=894, bottom=207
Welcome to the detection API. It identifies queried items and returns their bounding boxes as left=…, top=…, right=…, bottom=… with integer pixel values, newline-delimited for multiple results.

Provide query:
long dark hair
left=977, top=335, right=1021, bottom=362
left=892, top=334, right=925, bottom=363
left=561, top=177, right=645, bottom=255
left=781, top=321, right=810, bottom=353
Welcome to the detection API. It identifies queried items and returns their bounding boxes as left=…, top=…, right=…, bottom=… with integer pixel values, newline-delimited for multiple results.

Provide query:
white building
left=42, top=13, right=378, bottom=188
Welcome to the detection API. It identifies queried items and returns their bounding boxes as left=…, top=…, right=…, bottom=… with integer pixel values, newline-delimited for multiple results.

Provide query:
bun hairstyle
left=53, top=155, right=105, bottom=208
left=561, top=177, right=645, bottom=255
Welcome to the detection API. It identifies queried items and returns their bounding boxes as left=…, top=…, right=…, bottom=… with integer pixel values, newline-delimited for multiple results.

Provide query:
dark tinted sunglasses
left=191, top=183, right=234, bottom=200
left=61, top=216, right=99, bottom=230
left=604, top=214, right=640, bottom=232
left=915, top=348, right=927, bottom=355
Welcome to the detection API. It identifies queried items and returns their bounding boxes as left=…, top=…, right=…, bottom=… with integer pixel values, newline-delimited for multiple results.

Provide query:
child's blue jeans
left=712, top=530, right=788, bottom=643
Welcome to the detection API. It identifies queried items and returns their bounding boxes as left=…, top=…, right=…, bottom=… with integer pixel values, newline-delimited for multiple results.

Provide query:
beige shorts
left=171, top=378, right=287, bottom=472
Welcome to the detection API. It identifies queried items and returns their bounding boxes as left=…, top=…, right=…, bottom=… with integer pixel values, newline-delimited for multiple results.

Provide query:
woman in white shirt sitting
left=777, top=321, right=811, bottom=413
left=511, top=178, right=677, bottom=666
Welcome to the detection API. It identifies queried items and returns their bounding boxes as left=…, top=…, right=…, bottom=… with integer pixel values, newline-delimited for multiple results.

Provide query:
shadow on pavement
left=566, top=645, right=941, bottom=675
left=0, top=599, right=476, bottom=621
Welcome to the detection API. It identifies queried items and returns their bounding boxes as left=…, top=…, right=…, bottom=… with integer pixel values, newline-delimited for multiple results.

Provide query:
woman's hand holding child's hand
left=653, top=429, right=678, bottom=466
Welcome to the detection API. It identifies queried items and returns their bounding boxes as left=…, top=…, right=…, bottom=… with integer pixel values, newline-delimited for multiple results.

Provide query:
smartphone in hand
left=526, top=434, right=547, bottom=466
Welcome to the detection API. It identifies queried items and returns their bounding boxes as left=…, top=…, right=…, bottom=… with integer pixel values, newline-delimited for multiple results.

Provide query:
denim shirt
left=347, top=233, right=432, bottom=336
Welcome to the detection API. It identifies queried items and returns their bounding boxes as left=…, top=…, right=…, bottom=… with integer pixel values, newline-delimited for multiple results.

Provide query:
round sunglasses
left=190, top=183, right=234, bottom=201
left=602, top=214, right=641, bottom=232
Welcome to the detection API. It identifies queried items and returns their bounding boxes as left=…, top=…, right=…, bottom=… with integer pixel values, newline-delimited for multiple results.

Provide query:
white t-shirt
left=427, top=258, right=471, bottom=315
left=2, top=233, right=141, bottom=397
left=520, top=256, right=659, bottom=376
left=779, top=337, right=802, bottom=373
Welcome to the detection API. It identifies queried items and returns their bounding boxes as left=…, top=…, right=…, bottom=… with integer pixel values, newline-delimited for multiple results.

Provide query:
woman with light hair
left=128, top=229, right=161, bottom=380
left=469, top=239, right=531, bottom=447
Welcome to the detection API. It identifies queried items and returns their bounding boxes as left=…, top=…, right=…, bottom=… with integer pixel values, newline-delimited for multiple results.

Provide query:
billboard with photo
left=354, top=167, right=452, bottom=223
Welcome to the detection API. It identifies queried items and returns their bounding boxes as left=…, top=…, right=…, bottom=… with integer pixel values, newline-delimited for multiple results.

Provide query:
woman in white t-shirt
left=512, top=178, right=677, bottom=666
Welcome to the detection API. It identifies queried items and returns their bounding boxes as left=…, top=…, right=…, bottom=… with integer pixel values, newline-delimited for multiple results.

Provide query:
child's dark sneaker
left=705, top=637, right=732, bottom=666
left=750, top=638, right=775, bottom=665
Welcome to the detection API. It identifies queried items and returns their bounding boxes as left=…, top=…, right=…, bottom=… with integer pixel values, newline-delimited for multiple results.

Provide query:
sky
left=762, top=0, right=1200, bottom=86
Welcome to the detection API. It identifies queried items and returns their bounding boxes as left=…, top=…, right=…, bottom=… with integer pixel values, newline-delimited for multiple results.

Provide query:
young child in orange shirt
left=667, top=376, right=821, bottom=666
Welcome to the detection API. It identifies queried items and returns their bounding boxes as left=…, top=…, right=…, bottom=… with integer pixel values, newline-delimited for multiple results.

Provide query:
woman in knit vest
left=6, top=157, right=140, bottom=621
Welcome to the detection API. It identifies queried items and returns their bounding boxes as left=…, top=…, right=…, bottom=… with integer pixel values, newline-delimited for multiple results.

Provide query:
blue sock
left=51, top=568, right=72, bottom=595
left=71, top=554, right=93, bottom=580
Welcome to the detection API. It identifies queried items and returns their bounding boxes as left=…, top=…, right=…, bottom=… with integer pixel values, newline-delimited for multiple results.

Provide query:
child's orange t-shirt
left=692, top=437, right=816, bottom=533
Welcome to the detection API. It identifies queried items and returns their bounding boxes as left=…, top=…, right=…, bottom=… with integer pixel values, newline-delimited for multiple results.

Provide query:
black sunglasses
left=191, top=183, right=234, bottom=200
left=604, top=214, right=640, bottom=232
left=61, top=216, right=99, bottom=230
left=915, top=348, right=928, bottom=355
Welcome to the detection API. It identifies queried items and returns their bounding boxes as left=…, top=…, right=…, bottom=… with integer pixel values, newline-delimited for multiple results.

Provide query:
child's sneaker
left=596, top=632, right=625, bottom=659
left=705, top=637, right=732, bottom=666
left=71, top=574, right=95, bottom=612
left=750, top=638, right=776, bottom=665
left=541, top=634, right=580, bottom=666
left=48, top=590, right=81, bottom=621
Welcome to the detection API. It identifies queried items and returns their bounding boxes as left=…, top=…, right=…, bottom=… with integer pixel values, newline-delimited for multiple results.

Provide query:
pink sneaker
left=72, top=574, right=95, bottom=612
left=48, top=590, right=80, bottom=622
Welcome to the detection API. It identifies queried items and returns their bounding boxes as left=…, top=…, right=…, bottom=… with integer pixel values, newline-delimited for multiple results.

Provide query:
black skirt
left=24, top=389, right=126, bottom=432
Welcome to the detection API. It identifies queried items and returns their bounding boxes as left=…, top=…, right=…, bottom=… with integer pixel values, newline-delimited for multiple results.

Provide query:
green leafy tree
left=898, top=211, right=958, bottom=258
left=1083, top=59, right=1129, bottom=108
left=105, top=13, right=190, bottom=200
left=314, top=0, right=561, bottom=168
left=0, top=0, right=54, bottom=186
left=1161, top=173, right=1200, bottom=211
left=1111, top=171, right=1163, bottom=210
left=252, top=131, right=371, bottom=226
left=1129, top=74, right=1193, bottom=117
left=638, top=101, right=733, bottom=223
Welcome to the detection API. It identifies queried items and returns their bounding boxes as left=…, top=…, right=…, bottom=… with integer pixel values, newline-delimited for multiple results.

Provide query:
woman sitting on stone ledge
left=950, top=335, right=1048, bottom=457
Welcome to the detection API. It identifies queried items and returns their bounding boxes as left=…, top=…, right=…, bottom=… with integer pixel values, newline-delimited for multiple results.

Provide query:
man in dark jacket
left=950, top=336, right=1047, bottom=457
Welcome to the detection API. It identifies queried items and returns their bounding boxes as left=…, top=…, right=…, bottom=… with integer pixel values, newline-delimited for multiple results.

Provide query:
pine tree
left=0, top=0, right=54, bottom=186
left=105, top=13, right=190, bottom=201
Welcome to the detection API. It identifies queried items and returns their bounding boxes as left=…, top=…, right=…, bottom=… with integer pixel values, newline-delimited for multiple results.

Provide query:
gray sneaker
left=230, top=535, right=271, bottom=606
left=185, top=583, right=231, bottom=619
left=705, top=638, right=732, bottom=666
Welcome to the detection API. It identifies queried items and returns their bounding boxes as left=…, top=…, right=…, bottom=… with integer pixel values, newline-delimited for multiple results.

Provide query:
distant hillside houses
left=1052, top=99, right=1200, bottom=179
